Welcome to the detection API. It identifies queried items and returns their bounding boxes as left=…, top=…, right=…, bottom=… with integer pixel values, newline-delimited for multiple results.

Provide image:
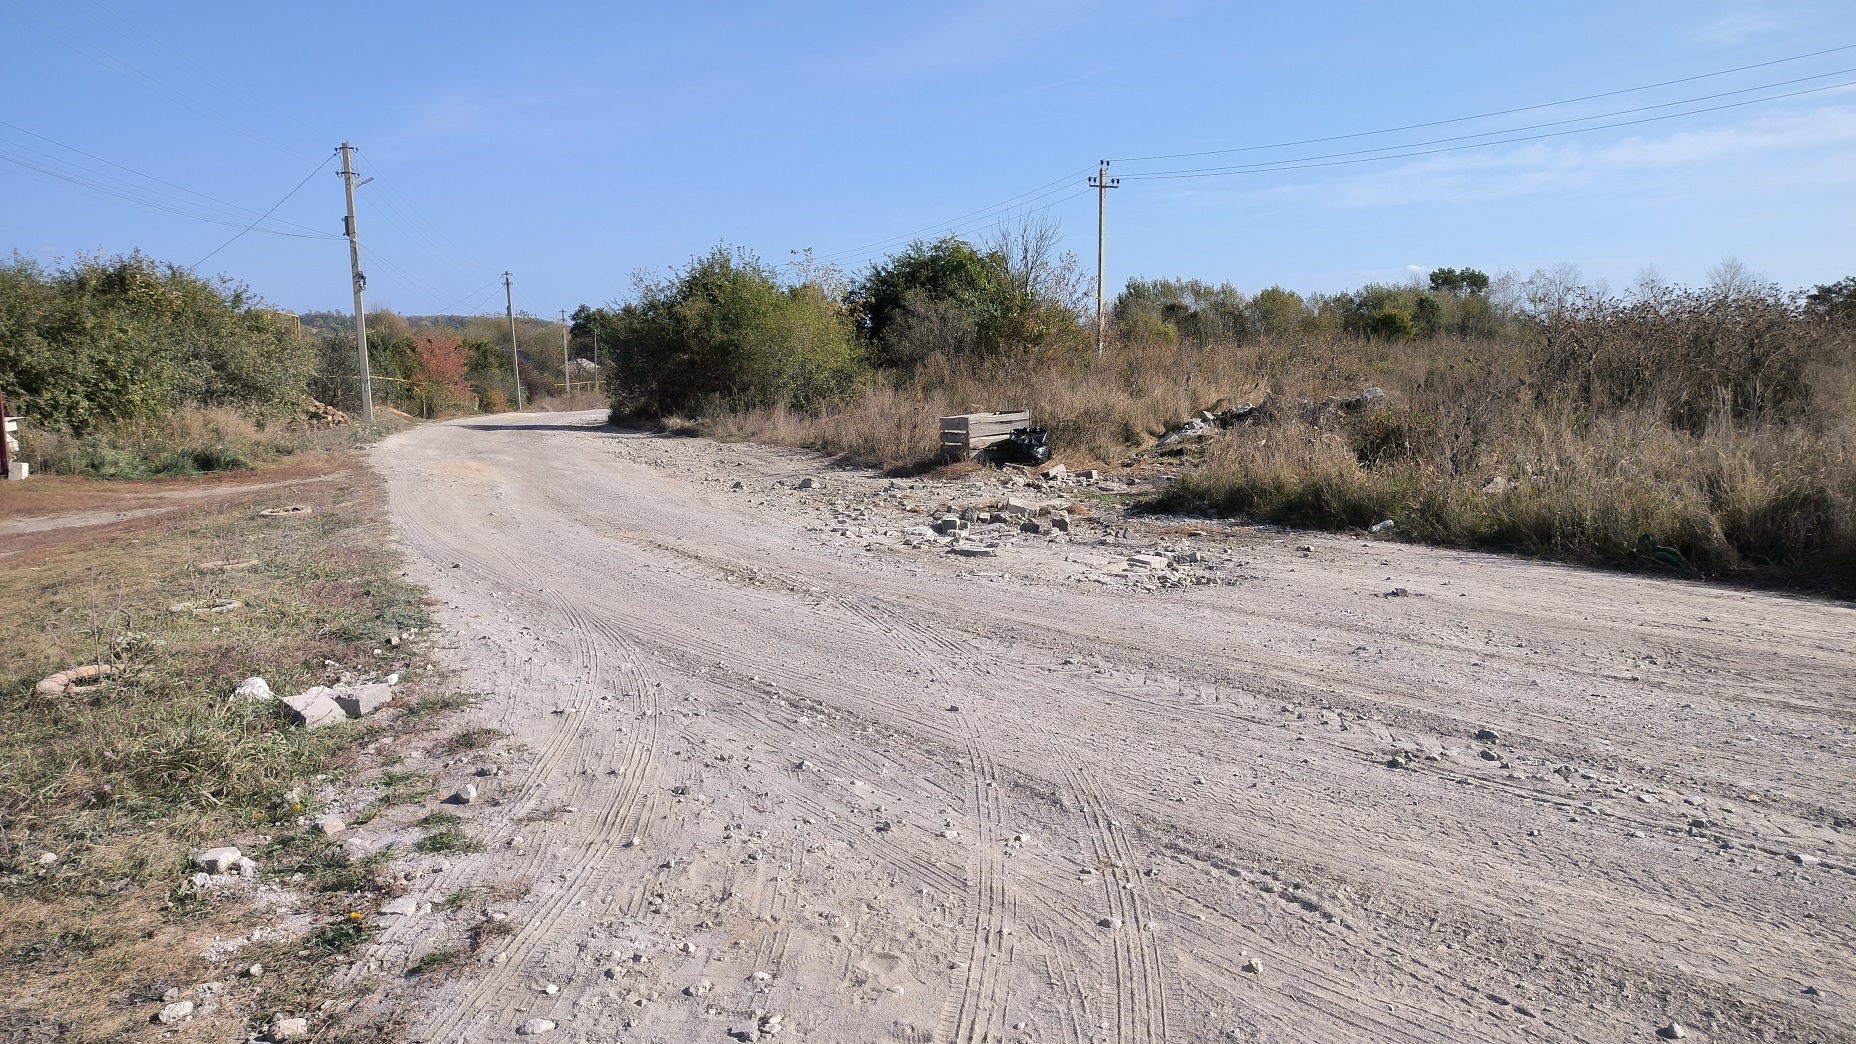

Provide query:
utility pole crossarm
left=1089, top=160, right=1120, bottom=357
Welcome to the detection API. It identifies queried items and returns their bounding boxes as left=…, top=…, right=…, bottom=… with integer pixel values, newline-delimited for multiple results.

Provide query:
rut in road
left=365, top=414, right=1856, bottom=1044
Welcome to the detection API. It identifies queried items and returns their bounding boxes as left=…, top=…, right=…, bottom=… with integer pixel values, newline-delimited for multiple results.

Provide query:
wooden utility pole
left=339, top=143, right=373, bottom=422
left=503, top=272, right=522, bottom=409
left=1089, top=160, right=1119, bottom=356
left=560, top=309, right=570, bottom=395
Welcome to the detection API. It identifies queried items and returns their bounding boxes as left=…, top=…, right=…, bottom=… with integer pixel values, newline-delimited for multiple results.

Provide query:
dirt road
left=373, top=411, right=1854, bottom=1043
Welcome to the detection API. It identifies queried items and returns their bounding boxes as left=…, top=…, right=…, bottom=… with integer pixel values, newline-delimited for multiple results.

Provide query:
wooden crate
left=940, top=411, right=1031, bottom=462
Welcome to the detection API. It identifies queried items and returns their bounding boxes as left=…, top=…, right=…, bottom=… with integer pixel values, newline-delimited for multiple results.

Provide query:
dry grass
left=691, top=294, right=1855, bottom=593
left=0, top=465, right=435, bottom=1040
left=17, top=407, right=398, bottom=480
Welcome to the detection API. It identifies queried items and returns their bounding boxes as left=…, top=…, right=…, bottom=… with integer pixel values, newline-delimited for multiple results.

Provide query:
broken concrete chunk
left=379, top=896, right=420, bottom=917
left=280, top=688, right=346, bottom=729
left=331, top=682, right=392, bottom=717
left=313, top=815, right=346, bottom=837
left=233, top=677, right=274, bottom=701
left=195, top=847, right=242, bottom=874
left=267, top=1016, right=309, bottom=1040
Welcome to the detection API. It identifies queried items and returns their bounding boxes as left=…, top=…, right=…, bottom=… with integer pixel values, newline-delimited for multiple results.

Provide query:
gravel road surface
left=373, top=411, right=1855, bottom=1043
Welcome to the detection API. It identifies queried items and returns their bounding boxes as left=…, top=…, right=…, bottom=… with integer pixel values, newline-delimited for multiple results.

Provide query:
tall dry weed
left=689, top=287, right=1854, bottom=591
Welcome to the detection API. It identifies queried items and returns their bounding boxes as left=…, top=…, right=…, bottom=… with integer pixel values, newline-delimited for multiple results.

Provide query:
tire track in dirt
left=1057, top=763, right=1169, bottom=1044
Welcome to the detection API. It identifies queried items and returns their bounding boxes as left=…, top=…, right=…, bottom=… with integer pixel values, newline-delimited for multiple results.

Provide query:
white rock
left=314, top=815, right=346, bottom=836
left=1242, top=957, right=1262, bottom=974
left=451, top=784, right=478, bottom=805
left=268, top=1016, right=309, bottom=1039
left=1099, top=917, right=1122, bottom=929
left=379, top=896, right=420, bottom=917
left=195, top=847, right=242, bottom=874
left=157, top=1000, right=194, bottom=1024
left=517, top=1018, right=556, bottom=1036
left=35, top=851, right=57, bottom=865
left=233, top=677, right=274, bottom=701
left=1792, top=853, right=1822, bottom=866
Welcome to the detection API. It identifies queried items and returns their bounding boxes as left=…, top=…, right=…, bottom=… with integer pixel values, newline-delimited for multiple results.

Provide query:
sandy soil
left=368, top=411, right=1854, bottom=1044
left=0, top=464, right=345, bottom=554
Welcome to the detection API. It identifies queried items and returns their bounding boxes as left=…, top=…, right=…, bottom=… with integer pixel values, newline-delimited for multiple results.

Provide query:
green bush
left=606, top=246, right=869, bottom=417
left=0, top=252, right=315, bottom=434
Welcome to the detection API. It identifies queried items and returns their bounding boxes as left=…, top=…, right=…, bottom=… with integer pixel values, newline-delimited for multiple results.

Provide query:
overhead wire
left=5, top=5, right=310, bottom=161
left=1113, top=41, right=1856, bottom=163
left=192, top=151, right=338, bottom=269
left=67, top=0, right=332, bottom=145
left=0, top=119, right=334, bottom=237
left=1117, top=76, right=1856, bottom=180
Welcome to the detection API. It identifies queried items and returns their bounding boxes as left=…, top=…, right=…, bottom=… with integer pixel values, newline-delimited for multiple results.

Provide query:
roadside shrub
left=0, top=252, right=316, bottom=434
left=606, top=246, right=870, bottom=417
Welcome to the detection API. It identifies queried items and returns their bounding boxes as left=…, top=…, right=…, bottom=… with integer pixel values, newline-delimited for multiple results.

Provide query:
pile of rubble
left=232, top=673, right=399, bottom=729
left=304, top=400, right=349, bottom=427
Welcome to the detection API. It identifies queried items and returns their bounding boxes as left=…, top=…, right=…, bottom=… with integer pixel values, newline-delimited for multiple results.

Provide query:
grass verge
left=0, top=459, right=445, bottom=1040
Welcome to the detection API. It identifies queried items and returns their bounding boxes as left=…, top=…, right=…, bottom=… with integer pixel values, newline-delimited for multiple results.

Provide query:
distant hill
left=299, top=311, right=480, bottom=338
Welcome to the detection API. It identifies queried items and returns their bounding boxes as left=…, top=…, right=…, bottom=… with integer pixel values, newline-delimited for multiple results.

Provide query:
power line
left=1117, top=77, right=1856, bottom=181
left=0, top=119, right=335, bottom=237
left=4, top=6, right=310, bottom=161
left=1113, top=41, right=1856, bottom=163
left=193, top=151, right=338, bottom=269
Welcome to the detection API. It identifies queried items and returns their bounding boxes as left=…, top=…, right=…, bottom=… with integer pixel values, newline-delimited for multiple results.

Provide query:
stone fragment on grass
left=195, top=847, right=242, bottom=874
left=268, top=1016, right=309, bottom=1040
left=280, top=689, right=346, bottom=729
left=156, top=1000, right=194, bottom=1024
left=314, top=816, right=346, bottom=836
left=331, top=682, right=392, bottom=717
left=234, top=677, right=274, bottom=701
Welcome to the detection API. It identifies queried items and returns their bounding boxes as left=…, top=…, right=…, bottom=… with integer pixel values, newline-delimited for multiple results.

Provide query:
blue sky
left=3, top=1, right=1854, bottom=316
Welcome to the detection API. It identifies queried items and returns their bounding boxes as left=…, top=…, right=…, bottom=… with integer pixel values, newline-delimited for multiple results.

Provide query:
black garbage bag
left=998, top=426, right=1051, bottom=465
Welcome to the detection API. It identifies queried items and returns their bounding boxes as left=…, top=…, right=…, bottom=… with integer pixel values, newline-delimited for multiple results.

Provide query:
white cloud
left=1687, top=7, right=1798, bottom=44
left=1252, top=102, right=1856, bottom=211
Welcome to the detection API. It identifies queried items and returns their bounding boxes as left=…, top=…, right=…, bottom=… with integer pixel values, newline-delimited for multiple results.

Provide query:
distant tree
left=1249, top=286, right=1310, bottom=338
left=1112, top=278, right=1247, bottom=345
left=409, top=333, right=473, bottom=417
left=1429, top=267, right=1490, bottom=296
left=1412, top=294, right=1442, bottom=337
left=606, top=245, right=868, bottom=417
left=1805, top=276, right=1856, bottom=324
left=851, top=237, right=1012, bottom=356
left=1707, top=256, right=1764, bottom=299
left=1364, top=307, right=1417, bottom=342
